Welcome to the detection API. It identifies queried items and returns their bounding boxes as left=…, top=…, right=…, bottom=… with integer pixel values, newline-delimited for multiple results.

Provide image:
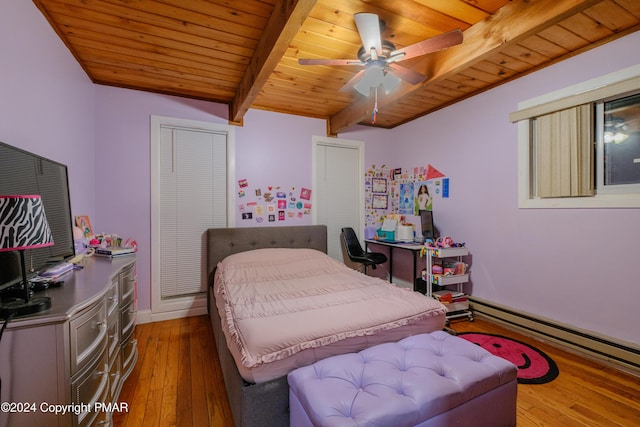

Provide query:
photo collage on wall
left=237, top=178, right=312, bottom=223
left=365, top=164, right=449, bottom=227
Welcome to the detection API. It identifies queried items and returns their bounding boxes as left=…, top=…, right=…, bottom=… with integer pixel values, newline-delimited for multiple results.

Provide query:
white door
left=150, top=116, right=234, bottom=321
left=312, top=136, right=364, bottom=261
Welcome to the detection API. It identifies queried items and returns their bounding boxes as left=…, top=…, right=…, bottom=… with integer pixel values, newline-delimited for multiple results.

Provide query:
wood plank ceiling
left=33, top=0, right=640, bottom=136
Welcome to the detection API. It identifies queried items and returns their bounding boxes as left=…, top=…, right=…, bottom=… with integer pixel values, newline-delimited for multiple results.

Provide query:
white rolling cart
left=423, top=245, right=473, bottom=324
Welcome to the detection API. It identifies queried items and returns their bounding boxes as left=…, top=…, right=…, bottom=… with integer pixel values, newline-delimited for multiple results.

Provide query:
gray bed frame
left=206, top=225, right=328, bottom=427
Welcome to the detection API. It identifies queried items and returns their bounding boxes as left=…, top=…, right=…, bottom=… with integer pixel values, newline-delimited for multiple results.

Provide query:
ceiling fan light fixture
left=354, top=77, right=373, bottom=96
left=381, top=72, right=400, bottom=93
left=353, top=63, right=401, bottom=96
left=354, top=64, right=385, bottom=96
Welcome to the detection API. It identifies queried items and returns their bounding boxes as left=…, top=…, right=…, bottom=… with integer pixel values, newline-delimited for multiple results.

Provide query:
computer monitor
left=420, top=210, right=435, bottom=240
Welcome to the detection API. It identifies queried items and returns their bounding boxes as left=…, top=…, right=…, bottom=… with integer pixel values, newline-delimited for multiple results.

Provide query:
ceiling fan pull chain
left=371, top=87, right=378, bottom=124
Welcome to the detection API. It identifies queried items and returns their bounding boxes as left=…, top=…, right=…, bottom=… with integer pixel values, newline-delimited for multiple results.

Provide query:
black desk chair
left=341, top=227, right=387, bottom=274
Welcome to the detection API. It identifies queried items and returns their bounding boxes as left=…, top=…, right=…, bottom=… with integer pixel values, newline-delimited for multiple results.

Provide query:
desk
left=364, top=239, right=424, bottom=289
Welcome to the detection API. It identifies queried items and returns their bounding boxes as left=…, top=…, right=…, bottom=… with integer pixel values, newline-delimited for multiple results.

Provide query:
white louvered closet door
left=159, top=126, right=227, bottom=300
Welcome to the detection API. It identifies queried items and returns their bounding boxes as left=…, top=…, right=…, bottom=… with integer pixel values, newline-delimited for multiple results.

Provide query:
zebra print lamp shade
left=0, top=195, right=54, bottom=251
left=0, top=195, right=54, bottom=317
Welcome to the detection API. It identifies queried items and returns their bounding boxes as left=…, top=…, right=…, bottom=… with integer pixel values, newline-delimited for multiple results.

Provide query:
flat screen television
left=0, top=141, right=75, bottom=292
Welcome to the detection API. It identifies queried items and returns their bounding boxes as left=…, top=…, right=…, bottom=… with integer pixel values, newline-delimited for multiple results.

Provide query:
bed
left=207, top=225, right=447, bottom=427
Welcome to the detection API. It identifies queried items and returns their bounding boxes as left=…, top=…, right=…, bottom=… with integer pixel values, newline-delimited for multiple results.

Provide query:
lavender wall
left=378, top=32, right=640, bottom=345
left=93, top=88, right=328, bottom=312
left=0, top=0, right=95, bottom=217
left=93, top=87, right=226, bottom=313
left=233, top=109, right=326, bottom=226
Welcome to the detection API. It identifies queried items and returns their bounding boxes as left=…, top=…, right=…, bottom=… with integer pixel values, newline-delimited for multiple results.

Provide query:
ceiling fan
left=298, top=13, right=463, bottom=96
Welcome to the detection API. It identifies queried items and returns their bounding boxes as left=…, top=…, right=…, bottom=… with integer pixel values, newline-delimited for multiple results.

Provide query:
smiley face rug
left=458, top=332, right=559, bottom=384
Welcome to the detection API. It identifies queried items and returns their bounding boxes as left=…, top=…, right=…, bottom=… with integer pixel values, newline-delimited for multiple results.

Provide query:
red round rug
left=458, top=332, right=559, bottom=384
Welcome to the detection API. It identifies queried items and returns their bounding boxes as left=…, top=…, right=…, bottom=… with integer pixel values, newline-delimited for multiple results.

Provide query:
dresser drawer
left=120, top=299, right=136, bottom=342
left=106, top=279, right=119, bottom=319
left=71, top=346, right=109, bottom=427
left=119, top=263, right=136, bottom=306
left=70, top=299, right=108, bottom=376
left=107, top=310, right=120, bottom=363
left=121, top=334, right=137, bottom=380
left=108, top=352, right=122, bottom=402
left=86, top=410, right=110, bottom=427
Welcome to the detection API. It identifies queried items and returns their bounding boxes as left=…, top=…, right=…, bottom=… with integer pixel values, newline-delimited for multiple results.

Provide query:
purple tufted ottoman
left=287, top=331, right=518, bottom=427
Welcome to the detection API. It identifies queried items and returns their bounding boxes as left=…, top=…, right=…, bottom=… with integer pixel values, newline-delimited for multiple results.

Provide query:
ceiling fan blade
left=339, top=70, right=366, bottom=93
left=298, top=58, right=363, bottom=66
left=354, top=13, right=382, bottom=55
left=390, top=29, right=463, bottom=62
left=387, top=63, right=427, bottom=85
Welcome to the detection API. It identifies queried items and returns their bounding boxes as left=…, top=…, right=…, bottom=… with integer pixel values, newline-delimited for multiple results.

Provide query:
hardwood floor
left=112, top=316, right=233, bottom=427
left=113, top=315, right=640, bottom=427
left=453, top=319, right=640, bottom=427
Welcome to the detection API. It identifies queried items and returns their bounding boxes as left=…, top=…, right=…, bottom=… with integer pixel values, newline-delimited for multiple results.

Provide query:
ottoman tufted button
left=433, top=365, right=447, bottom=377
left=473, top=353, right=486, bottom=363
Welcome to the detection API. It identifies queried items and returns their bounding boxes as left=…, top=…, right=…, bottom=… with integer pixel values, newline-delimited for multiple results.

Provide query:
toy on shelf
left=420, top=236, right=465, bottom=256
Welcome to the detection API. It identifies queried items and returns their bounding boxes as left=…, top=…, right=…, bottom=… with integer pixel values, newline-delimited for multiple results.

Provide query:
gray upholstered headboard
left=206, top=225, right=327, bottom=284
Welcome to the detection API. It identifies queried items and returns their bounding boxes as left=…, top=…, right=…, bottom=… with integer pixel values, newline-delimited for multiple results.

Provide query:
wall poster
left=364, top=163, right=450, bottom=228
left=372, top=178, right=387, bottom=193
left=237, top=179, right=312, bottom=223
left=372, top=194, right=388, bottom=209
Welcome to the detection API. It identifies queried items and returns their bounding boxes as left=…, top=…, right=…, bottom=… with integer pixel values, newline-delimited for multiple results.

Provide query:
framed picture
left=75, top=215, right=93, bottom=238
left=372, top=194, right=388, bottom=209
left=372, top=178, right=387, bottom=193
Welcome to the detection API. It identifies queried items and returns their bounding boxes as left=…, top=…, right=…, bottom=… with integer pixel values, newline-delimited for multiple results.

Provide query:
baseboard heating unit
left=469, top=297, right=640, bottom=376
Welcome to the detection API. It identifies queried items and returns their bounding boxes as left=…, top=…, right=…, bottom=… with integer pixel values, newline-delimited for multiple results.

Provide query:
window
left=597, top=92, right=640, bottom=193
left=511, top=65, right=640, bottom=208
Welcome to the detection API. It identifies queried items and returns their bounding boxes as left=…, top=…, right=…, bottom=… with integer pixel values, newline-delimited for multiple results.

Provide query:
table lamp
left=0, top=195, right=54, bottom=318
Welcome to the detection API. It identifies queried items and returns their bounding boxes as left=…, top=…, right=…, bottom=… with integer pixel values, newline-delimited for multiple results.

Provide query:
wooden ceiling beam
left=327, top=0, right=605, bottom=136
left=229, top=0, right=317, bottom=125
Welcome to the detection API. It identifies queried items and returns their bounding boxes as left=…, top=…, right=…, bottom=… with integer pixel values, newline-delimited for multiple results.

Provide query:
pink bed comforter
left=214, top=248, right=447, bottom=370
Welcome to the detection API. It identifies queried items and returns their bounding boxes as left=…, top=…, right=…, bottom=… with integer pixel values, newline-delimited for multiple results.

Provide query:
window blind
left=159, top=127, right=227, bottom=299
left=534, top=104, right=594, bottom=198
